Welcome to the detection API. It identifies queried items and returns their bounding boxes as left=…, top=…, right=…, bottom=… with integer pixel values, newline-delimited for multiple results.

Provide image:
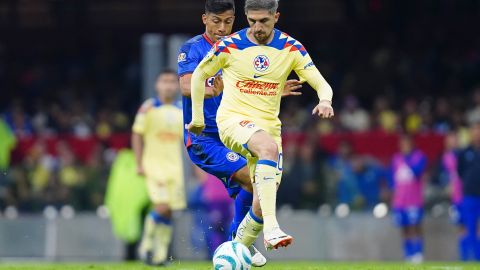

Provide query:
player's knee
left=256, top=141, right=278, bottom=161
left=154, top=204, right=172, bottom=218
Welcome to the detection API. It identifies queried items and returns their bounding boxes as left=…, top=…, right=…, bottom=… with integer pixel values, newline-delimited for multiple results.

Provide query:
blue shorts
left=450, top=203, right=465, bottom=225
left=393, top=207, right=424, bottom=227
left=186, top=133, right=246, bottom=197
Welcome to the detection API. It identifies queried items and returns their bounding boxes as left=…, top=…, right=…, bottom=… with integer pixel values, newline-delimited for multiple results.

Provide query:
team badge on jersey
left=226, top=152, right=240, bottom=162
left=253, top=55, right=270, bottom=72
left=178, top=52, right=187, bottom=63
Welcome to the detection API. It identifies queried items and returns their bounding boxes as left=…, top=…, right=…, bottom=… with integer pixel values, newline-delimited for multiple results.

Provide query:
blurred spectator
left=3, top=101, right=33, bottom=138
left=339, top=95, right=371, bottom=132
left=352, top=155, right=385, bottom=210
left=433, top=97, right=453, bottom=133
left=373, top=96, right=398, bottom=133
left=439, top=132, right=467, bottom=260
left=389, top=135, right=427, bottom=263
left=188, top=167, right=233, bottom=259
left=466, top=88, right=480, bottom=125
left=329, top=141, right=360, bottom=207
left=402, top=99, right=422, bottom=134
left=456, top=121, right=480, bottom=261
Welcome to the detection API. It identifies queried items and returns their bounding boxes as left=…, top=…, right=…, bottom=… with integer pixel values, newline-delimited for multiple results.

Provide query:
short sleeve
left=177, top=43, right=200, bottom=76
left=132, top=99, right=152, bottom=134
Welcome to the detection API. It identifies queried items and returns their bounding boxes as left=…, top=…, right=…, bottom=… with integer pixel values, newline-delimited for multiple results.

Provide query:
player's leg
left=462, top=196, right=478, bottom=261
left=394, top=209, right=413, bottom=261
left=246, top=131, right=292, bottom=250
left=151, top=203, right=173, bottom=265
left=409, top=208, right=424, bottom=263
left=452, top=203, right=469, bottom=260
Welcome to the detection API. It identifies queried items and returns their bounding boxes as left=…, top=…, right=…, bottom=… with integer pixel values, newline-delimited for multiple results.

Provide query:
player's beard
left=254, top=30, right=270, bottom=44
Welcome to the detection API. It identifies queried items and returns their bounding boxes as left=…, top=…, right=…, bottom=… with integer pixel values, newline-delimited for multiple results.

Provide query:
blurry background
left=0, top=0, right=479, bottom=262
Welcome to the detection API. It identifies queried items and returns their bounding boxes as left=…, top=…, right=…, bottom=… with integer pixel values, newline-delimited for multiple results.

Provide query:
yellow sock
left=234, top=210, right=263, bottom=247
left=254, top=160, right=279, bottom=233
left=139, top=214, right=156, bottom=253
left=153, top=223, right=172, bottom=263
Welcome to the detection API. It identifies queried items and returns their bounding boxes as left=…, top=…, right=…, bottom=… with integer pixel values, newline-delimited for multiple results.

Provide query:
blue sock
left=229, top=189, right=253, bottom=240
left=412, top=237, right=423, bottom=255
left=403, top=239, right=414, bottom=258
left=460, top=234, right=469, bottom=261
left=149, top=210, right=171, bottom=225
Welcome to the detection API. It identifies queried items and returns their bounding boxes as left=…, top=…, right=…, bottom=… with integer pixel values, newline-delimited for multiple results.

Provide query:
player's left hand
left=312, top=100, right=334, bottom=118
left=212, top=74, right=224, bottom=96
left=186, top=122, right=205, bottom=135
left=281, top=79, right=303, bottom=97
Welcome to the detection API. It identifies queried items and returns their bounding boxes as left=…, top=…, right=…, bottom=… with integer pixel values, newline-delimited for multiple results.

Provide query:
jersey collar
left=202, top=33, right=215, bottom=46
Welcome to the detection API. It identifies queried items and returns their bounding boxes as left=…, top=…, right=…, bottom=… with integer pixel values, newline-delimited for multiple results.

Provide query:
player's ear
left=274, top=12, right=280, bottom=23
left=202, top=14, right=207, bottom=25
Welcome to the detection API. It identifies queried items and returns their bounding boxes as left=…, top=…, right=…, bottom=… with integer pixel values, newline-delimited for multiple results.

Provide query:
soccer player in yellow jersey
left=132, top=70, right=185, bottom=265
left=187, top=0, right=334, bottom=251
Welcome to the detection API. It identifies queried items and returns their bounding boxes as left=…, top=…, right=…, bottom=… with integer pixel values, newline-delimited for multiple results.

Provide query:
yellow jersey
left=191, top=28, right=333, bottom=136
left=132, top=97, right=183, bottom=178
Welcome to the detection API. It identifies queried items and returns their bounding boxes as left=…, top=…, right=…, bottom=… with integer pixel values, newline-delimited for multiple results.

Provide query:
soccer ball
left=212, top=241, right=252, bottom=270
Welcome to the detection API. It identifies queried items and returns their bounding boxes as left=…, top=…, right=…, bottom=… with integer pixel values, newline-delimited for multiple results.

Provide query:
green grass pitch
left=0, top=261, right=478, bottom=270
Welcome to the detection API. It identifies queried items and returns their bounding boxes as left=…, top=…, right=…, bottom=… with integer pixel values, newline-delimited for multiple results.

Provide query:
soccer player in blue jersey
left=457, top=121, right=480, bottom=261
left=178, top=0, right=301, bottom=265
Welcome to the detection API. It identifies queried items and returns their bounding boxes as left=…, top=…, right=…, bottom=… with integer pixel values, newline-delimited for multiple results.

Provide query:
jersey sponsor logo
left=236, top=80, right=279, bottom=96
left=253, top=55, right=270, bottom=72
left=177, top=52, right=187, bottom=63
left=226, top=152, right=240, bottom=162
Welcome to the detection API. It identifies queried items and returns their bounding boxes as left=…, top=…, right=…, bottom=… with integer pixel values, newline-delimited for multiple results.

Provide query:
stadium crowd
left=1, top=87, right=480, bottom=212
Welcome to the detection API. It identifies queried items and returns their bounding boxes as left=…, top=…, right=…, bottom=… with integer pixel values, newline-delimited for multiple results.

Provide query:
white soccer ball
left=212, top=241, right=252, bottom=270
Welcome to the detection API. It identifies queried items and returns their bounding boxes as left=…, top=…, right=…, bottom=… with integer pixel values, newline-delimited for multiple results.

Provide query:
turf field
left=0, top=262, right=478, bottom=270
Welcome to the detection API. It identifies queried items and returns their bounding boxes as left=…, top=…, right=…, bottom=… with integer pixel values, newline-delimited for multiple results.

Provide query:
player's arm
left=131, top=101, right=149, bottom=176
left=187, top=45, right=228, bottom=135
left=177, top=44, right=221, bottom=98
left=179, top=73, right=221, bottom=98
left=293, top=51, right=334, bottom=118
left=131, top=132, right=144, bottom=176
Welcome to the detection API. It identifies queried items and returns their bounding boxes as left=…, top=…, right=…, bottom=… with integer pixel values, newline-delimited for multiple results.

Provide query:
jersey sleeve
left=132, top=99, right=152, bottom=134
left=292, top=45, right=333, bottom=102
left=177, top=43, right=200, bottom=76
left=197, top=42, right=229, bottom=76
left=190, top=43, right=230, bottom=126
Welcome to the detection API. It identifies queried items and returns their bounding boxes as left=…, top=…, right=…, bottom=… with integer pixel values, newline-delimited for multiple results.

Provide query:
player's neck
left=247, top=28, right=275, bottom=45
left=158, top=95, right=174, bottom=105
left=204, top=32, right=217, bottom=44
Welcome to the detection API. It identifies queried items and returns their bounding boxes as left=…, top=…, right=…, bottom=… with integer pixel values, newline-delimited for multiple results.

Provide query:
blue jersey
left=177, top=33, right=247, bottom=198
left=178, top=33, right=222, bottom=144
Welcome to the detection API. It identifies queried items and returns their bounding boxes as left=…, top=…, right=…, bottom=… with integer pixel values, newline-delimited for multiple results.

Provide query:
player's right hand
left=212, top=74, right=224, bottom=96
left=186, top=122, right=205, bottom=135
left=282, top=79, right=303, bottom=97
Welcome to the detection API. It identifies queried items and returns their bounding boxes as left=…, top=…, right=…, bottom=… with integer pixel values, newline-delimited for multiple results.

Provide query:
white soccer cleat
left=263, top=227, right=293, bottom=251
left=249, top=245, right=267, bottom=267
